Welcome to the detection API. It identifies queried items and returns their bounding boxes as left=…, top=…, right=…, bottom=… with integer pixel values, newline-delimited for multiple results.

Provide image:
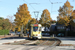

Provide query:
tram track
left=43, top=38, right=58, bottom=50
left=23, top=38, right=61, bottom=50
left=3, top=37, right=61, bottom=50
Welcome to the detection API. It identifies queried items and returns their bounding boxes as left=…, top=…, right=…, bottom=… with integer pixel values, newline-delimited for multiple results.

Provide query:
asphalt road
left=56, top=37, right=75, bottom=44
left=0, top=45, right=75, bottom=50
left=0, top=37, right=27, bottom=45
left=0, top=36, right=75, bottom=50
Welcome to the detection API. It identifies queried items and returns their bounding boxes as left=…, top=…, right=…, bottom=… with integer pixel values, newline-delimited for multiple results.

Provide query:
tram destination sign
left=34, top=24, right=38, bottom=26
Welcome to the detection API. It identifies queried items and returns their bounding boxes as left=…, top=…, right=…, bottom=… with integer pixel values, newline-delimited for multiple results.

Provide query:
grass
left=0, top=30, right=9, bottom=35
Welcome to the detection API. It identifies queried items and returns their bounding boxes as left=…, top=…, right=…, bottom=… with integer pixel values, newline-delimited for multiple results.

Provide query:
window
left=63, top=27, right=64, bottom=29
left=39, top=27, right=41, bottom=31
left=33, top=27, right=38, bottom=31
left=57, top=27, right=60, bottom=29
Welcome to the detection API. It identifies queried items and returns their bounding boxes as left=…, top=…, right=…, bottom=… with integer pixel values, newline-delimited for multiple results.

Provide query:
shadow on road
left=1, top=36, right=28, bottom=40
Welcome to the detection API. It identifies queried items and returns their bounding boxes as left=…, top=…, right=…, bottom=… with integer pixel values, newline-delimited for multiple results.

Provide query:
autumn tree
left=0, top=17, right=4, bottom=30
left=70, top=10, right=75, bottom=26
left=30, top=18, right=36, bottom=24
left=51, top=20, right=57, bottom=24
left=18, top=27, right=21, bottom=32
left=25, top=18, right=36, bottom=30
left=57, top=0, right=73, bottom=26
left=39, top=9, right=52, bottom=27
left=14, top=3, right=31, bottom=35
left=0, top=17, right=11, bottom=30
left=58, top=16, right=70, bottom=26
left=7, top=15, right=15, bottom=30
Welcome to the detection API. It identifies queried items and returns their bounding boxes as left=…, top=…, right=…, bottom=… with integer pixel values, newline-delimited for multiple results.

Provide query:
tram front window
left=33, top=27, right=38, bottom=31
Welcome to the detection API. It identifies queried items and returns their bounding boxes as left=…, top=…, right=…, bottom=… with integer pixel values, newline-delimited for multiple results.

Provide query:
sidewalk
left=56, top=37, right=75, bottom=45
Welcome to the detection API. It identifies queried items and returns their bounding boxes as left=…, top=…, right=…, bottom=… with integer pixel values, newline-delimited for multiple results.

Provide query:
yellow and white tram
left=29, top=24, right=42, bottom=39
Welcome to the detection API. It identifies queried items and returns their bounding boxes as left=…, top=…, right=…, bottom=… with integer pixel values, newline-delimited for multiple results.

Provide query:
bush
left=0, top=30, right=9, bottom=35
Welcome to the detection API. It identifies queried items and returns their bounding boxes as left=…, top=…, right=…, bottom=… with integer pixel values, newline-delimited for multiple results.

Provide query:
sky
left=0, top=0, right=75, bottom=21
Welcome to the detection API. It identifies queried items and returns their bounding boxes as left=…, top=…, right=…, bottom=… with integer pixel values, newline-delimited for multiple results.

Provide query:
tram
left=29, top=24, right=42, bottom=39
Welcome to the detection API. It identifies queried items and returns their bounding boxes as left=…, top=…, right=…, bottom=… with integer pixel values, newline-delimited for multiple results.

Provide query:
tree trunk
left=19, top=24, right=24, bottom=37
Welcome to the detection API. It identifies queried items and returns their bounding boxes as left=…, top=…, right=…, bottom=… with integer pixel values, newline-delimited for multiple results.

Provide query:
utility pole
left=33, top=11, right=39, bottom=24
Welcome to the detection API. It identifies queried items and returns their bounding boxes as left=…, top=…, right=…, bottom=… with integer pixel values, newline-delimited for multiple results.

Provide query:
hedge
left=0, top=30, right=9, bottom=35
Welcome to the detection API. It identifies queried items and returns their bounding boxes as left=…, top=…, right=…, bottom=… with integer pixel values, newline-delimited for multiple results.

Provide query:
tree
left=51, top=20, right=57, bottom=24
left=71, top=10, right=75, bottom=19
left=3, top=19, right=11, bottom=30
left=57, top=0, right=73, bottom=26
left=58, top=16, right=70, bottom=26
left=7, top=15, right=15, bottom=30
left=58, top=0, right=73, bottom=17
left=0, top=17, right=4, bottom=20
left=25, top=18, right=36, bottom=30
left=0, top=17, right=11, bottom=30
left=39, top=9, right=52, bottom=27
left=14, top=3, right=31, bottom=35
left=70, top=10, right=75, bottom=26
left=18, top=27, right=21, bottom=32
left=30, top=18, right=36, bottom=24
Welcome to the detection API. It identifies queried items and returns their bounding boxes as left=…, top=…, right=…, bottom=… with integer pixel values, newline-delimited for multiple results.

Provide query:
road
left=0, top=36, right=75, bottom=50
left=0, top=37, right=27, bottom=45
left=0, top=45, right=75, bottom=50
left=56, top=37, right=75, bottom=44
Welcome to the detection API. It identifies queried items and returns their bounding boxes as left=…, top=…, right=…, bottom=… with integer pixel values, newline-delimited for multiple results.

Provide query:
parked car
left=16, top=32, right=20, bottom=35
left=57, top=33, right=64, bottom=37
left=45, top=33, right=50, bottom=36
left=42, top=33, right=50, bottom=36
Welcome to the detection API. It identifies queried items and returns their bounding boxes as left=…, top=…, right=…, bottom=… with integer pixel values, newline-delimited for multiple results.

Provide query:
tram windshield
left=33, top=27, right=38, bottom=31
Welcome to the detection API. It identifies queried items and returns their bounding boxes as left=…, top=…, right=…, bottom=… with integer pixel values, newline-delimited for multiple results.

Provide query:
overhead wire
left=23, top=0, right=41, bottom=21
left=23, top=0, right=62, bottom=20
left=73, top=0, right=75, bottom=2
left=49, top=0, right=62, bottom=13
left=23, top=0, right=36, bottom=10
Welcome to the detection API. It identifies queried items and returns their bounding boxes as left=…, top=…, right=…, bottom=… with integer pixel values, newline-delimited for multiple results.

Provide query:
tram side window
left=33, top=27, right=38, bottom=31
left=39, top=27, right=41, bottom=31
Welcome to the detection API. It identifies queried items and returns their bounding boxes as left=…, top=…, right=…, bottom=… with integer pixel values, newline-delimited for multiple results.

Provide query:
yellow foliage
left=0, top=27, right=2, bottom=30
left=30, top=18, right=36, bottom=24
left=57, top=0, right=73, bottom=26
left=14, top=3, right=32, bottom=27
left=58, top=16, right=70, bottom=26
left=18, top=27, right=21, bottom=32
left=12, top=28, right=15, bottom=31
left=58, top=0, right=73, bottom=19
left=39, top=9, right=52, bottom=26
left=27, top=29, right=29, bottom=31
left=72, top=10, right=75, bottom=19
left=69, top=10, right=75, bottom=26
